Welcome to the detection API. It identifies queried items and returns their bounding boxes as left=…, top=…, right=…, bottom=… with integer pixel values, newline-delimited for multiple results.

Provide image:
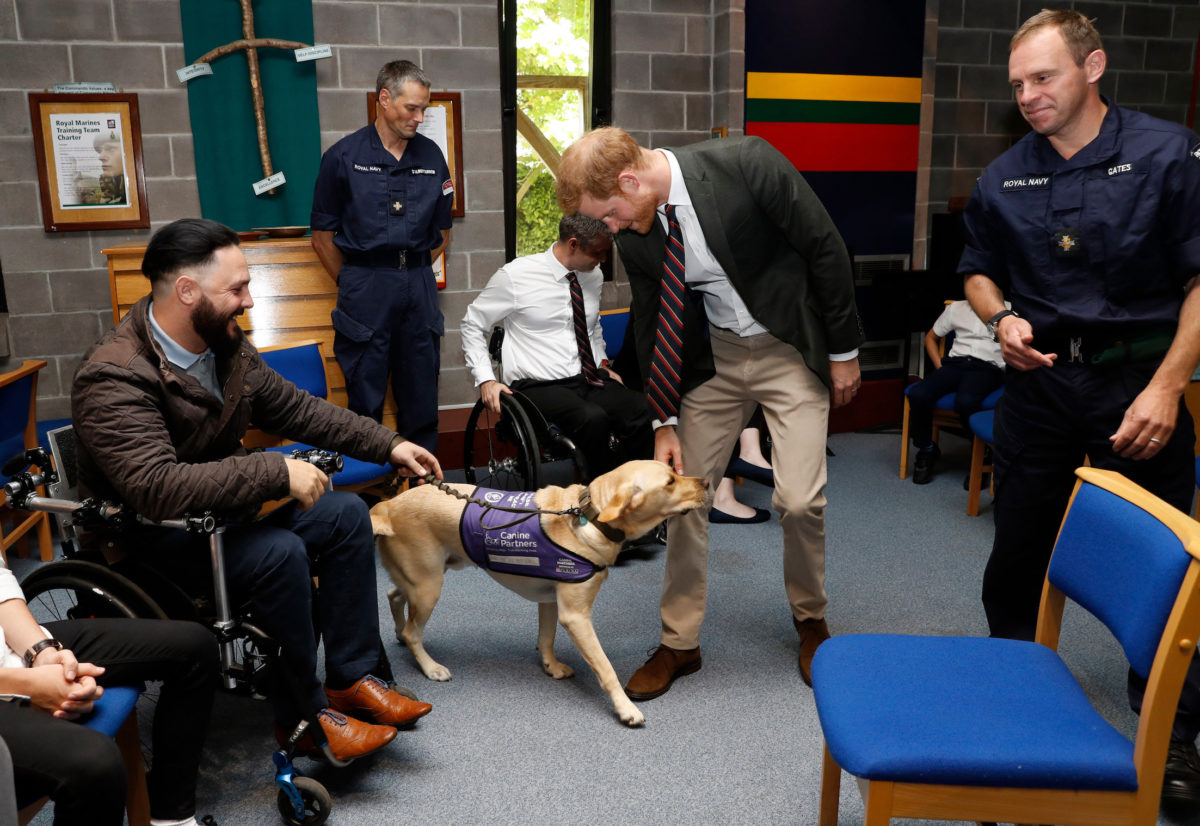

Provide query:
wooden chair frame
left=0, top=360, right=54, bottom=563
left=966, top=418, right=995, bottom=517
left=819, top=467, right=1200, bottom=826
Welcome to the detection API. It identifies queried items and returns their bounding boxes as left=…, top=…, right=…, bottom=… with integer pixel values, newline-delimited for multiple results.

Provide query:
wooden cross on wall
left=192, top=0, right=311, bottom=192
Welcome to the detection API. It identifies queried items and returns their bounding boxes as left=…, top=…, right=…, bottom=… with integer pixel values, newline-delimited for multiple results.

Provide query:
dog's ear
left=597, top=484, right=644, bottom=523
left=369, top=502, right=395, bottom=537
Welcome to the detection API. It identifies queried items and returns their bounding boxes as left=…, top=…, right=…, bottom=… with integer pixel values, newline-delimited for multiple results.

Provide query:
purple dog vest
left=459, top=488, right=599, bottom=582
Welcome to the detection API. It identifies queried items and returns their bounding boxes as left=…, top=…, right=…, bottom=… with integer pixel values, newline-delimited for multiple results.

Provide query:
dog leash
left=418, top=473, right=626, bottom=543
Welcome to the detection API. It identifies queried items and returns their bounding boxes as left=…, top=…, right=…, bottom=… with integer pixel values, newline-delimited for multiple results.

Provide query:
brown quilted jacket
left=72, top=295, right=398, bottom=524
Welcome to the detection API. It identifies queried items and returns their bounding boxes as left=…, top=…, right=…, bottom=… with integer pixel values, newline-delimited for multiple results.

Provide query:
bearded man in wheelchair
left=70, top=218, right=443, bottom=766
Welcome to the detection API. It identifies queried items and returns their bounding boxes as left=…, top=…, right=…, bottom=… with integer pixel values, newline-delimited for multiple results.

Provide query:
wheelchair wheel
left=19, top=560, right=167, bottom=623
left=277, top=776, right=332, bottom=825
left=462, top=394, right=540, bottom=490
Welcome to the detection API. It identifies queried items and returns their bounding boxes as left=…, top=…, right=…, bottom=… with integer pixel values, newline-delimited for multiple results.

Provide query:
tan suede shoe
left=325, top=675, right=432, bottom=728
left=624, top=644, right=701, bottom=700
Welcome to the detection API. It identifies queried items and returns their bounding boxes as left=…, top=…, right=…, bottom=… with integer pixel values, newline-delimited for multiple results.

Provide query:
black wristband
left=23, top=638, right=63, bottom=668
left=987, top=309, right=1019, bottom=341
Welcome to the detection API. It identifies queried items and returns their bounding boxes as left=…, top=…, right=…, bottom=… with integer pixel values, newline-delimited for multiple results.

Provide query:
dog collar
left=577, top=488, right=626, bottom=544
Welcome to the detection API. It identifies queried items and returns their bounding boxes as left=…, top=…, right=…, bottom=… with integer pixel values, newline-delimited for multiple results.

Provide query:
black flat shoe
left=729, top=457, right=774, bottom=487
left=709, top=506, right=770, bottom=524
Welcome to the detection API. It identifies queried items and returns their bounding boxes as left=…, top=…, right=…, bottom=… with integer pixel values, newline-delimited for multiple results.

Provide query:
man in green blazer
left=558, top=127, right=862, bottom=696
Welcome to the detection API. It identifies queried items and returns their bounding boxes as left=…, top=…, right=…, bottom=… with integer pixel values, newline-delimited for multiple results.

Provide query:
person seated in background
left=71, top=218, right=442, bottom=767
left=461, top=213, right=654, bottom=481
left=906, top=298, right=1006, bottom=484
left=0, top=555, right=217, bottom=826
left=710, top=408, right=774, bottom=524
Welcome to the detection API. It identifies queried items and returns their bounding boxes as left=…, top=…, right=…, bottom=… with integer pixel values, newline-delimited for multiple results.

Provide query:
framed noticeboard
left=367, top=90, right=465, bottom=217
left=28, top=93, right=150, bottom=232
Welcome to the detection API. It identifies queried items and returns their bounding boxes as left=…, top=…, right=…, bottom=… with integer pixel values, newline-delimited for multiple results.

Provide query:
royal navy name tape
left=252, top=171, right=287, bottom=195
left=176, top=63, right=214, bottom=83
left=294, top=44, right=333, bottom=62
left=1000, top=175, right=1049, bottom=190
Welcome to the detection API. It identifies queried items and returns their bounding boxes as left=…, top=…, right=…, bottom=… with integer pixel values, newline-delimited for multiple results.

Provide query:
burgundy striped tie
left=567, top=271, right=604, bottom=387
left=647, top=204, right=686, bottom=421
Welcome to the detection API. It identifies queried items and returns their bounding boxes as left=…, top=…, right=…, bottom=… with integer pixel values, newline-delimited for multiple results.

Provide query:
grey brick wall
left=0, top=0, right=506, bottom=417
left=613, top=0, right=746, bottom=148
left=0, top=0, right=779, bottom=416
left=929, top=0, right=1199, bottom=220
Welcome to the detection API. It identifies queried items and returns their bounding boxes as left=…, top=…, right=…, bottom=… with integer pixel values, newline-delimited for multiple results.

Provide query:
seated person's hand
left=390, top=441, right=443, bottom=482
left=28, top=661, right=105, bottom=720
left=603, top=366, right=623, bottom=384
left=479, top=380, right=512, bottom=413
left=31, top=643, right=80, bottom=681
left=285, top=458, right=329, bottom=510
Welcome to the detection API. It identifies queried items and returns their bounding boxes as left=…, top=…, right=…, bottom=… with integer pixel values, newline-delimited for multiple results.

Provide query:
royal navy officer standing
left=961, top=9, right=1200, bottom=806
left=311, top=59, right=453, bottom=452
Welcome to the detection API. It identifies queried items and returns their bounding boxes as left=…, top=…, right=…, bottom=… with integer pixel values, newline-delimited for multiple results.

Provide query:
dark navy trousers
left=129, top=491, right=387, bottom=727
left=984, top=360, right=1200, bottom=739
left=332, top=263, right=442, bottom=453
left=906, top=355, right=1004, bottom=448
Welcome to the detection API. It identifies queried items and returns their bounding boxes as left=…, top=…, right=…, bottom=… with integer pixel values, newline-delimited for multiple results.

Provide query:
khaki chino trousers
left=661, top=325, right=831, bottom=650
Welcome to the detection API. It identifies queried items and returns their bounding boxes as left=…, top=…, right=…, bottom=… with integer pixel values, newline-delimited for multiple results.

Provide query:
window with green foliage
left=515, top=0, right=593, bottom=257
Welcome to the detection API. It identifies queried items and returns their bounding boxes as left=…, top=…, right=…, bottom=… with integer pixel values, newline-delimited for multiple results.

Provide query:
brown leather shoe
left=275, top=708, right=396, bottom=766
left=325, top=675, right=432, bottom=728
left=624, top=644, right=701, bottom=700
left=794, top=616, right=831, bottom=687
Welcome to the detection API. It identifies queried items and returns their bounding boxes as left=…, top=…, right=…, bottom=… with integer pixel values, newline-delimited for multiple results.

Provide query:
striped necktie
left=566, top=271, right=603, bottom=387
left=646, top=204, right=686, bottom=421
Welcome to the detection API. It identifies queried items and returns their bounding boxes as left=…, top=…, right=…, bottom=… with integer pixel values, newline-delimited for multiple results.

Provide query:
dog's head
left=588, top=460, right=708, bottom=541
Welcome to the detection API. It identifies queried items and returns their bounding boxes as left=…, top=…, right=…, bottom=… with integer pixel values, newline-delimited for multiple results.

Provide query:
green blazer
left=615, top=136, right=862, bottom=394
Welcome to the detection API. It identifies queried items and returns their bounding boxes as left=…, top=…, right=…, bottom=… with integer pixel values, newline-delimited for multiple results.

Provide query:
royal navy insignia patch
left=1052, top=226, right=1083, bottom=258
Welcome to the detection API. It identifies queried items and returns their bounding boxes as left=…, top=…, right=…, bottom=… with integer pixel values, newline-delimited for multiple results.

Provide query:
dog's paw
left=422, top=664, right=452, bottom=681
left=541, top=661, right=574, bottom=680
left=617, top=703, right=645, bottom=727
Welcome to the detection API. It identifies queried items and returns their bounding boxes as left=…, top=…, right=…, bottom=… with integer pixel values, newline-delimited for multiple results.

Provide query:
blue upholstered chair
left=0, top=360, right=54, bottom=563
left=256, top=341, right=391, bottom=493
left=17, top=686, right=149, bottom=826
left=813, top=467, right=1200, bottom=826
left=898, top=375, right=1004, bottom=480
left=965, top=408, right=996, bottom=516
left=598, top=308, right=629, bottom=361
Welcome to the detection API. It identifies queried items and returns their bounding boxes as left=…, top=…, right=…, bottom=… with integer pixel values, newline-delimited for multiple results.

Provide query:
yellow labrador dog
left=370, top=460, right=707, bottom=726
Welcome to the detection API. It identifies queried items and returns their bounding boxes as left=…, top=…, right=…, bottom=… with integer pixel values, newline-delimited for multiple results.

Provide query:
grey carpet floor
left=16, top=431, right=1200, bottom=824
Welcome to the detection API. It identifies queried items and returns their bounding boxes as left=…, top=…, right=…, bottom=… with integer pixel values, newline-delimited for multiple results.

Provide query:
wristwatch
left=23, top=637, right=63, bottom=668
left=987, top=309, right=1019, bottom=341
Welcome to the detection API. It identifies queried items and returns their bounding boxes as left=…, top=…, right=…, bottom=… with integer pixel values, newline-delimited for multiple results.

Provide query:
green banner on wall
left=179, top=0, right=321, bottom=231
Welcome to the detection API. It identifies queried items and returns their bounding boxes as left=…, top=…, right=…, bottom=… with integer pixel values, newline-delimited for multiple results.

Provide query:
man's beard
left=192, top=293, right=242, bottom=358
left=628, top=189, right=660, bottom=234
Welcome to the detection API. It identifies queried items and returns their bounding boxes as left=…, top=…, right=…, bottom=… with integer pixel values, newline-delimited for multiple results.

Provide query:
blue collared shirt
left=310, top=124, right=454, bottom=256
left=147, top=303, right=221, bottom=399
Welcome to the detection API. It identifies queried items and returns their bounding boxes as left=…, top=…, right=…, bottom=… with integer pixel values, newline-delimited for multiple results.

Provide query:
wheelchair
left=461, top=327, right=596, bottom=491
left=2, top=436, right=374, bottom=825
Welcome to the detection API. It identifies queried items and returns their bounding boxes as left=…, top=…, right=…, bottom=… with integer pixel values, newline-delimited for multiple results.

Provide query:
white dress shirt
left=1, top=560, right=45, bottom=670
left=462, top=245, right=607, bottom=386
left=933, top=299, right=1007, bottom=369
left=649, top=150, right=859, bottom=428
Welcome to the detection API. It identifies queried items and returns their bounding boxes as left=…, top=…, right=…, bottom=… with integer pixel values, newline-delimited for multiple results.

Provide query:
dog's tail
left=369, top=500, right=397, bottom=536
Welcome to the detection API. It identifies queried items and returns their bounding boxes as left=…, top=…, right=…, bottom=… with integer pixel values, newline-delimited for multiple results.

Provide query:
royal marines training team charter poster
left=50, top=112, right=130, bottom=208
